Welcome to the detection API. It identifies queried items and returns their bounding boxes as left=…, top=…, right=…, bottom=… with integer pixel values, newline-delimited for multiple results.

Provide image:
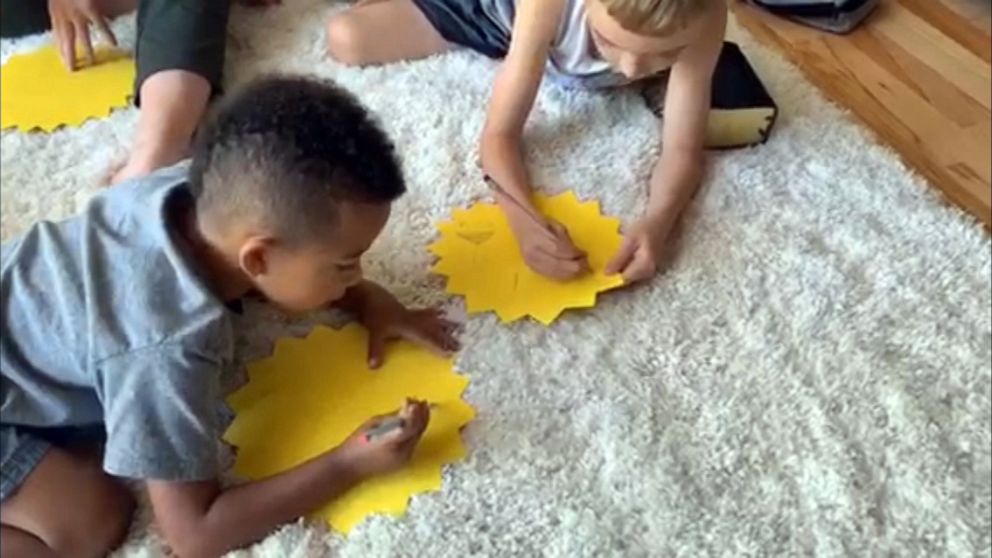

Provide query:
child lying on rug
left=327, top=0, right=775, bottom=283
left=0, top=76, right=457, bottom=557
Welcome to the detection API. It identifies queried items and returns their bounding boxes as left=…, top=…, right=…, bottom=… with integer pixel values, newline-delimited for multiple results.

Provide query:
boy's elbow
left=158, top=513, right=228, bottom=558
left=167, top=529, right=222, bottom=558
left=480, top=127, right=521, bottom=156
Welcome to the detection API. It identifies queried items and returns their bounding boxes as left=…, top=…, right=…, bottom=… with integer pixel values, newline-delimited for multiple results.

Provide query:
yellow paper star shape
left=1, top=45, right=135, bottom=132
left=223, top=324, right=474, bottom=533
left=430, top=191, right=625, bottom=325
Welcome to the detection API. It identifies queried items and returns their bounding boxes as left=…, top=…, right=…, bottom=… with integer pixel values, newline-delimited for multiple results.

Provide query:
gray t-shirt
left=0, top=163, right=235, bottom=481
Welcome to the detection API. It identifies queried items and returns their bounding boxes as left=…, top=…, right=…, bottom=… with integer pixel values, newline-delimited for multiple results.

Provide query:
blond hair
left=597, top=0, right=718, bottom=36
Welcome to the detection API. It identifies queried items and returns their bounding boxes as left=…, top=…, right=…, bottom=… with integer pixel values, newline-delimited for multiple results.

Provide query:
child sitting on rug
left=0, top=76, right=457, bottom=557
left=326, top=0, right=776, bottom=283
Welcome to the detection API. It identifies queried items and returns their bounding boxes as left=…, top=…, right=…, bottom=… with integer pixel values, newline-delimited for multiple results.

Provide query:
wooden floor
left=733, top=0, right=992, bottom=227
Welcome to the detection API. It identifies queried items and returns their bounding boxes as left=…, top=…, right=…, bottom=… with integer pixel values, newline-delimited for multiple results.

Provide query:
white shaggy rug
left=2, top=2, right=991, bottom=556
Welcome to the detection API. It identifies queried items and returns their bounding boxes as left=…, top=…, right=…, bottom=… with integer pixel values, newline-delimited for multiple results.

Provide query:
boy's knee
left=326, top=14, right=369, bottom=66
left=47, top=471, right=134, bottom=557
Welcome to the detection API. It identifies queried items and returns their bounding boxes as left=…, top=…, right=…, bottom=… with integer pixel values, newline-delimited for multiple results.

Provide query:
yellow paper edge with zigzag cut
left=430, top=191, right=625, bottom=325
left=224, top=324, right=475, bottom=533
left=1, top=45, right=134, bottom=132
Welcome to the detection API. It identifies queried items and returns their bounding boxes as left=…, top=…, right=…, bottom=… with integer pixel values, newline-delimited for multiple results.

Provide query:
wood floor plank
left=855, top=29, right=987, bottom=128
left=732, top=1, right=992, bottom=227
left=897, top=0, right=992, bottom=62
left=874, top=2, right=991, bottom=109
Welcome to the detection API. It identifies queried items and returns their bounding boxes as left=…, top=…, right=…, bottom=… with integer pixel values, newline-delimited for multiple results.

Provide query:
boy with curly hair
left=0, top=75, right=456, bottom=557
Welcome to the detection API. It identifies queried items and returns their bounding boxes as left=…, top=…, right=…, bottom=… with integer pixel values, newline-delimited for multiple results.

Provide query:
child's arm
left=147, top=401, right=429, bottom=558
left=481, top=0, right=588, bottom=281
left=607, top=7, right=726, bottom=283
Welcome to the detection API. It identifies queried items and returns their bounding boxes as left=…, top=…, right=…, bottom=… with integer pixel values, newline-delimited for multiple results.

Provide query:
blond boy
left=327, top=0, right=728, bottom=283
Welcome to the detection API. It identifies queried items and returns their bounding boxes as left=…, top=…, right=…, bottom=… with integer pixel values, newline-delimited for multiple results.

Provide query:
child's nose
left=618, top=54, right=646, bottom=79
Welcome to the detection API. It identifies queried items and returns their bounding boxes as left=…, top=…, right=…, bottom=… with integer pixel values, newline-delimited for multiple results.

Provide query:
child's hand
left=364, top=306, right=459, bottom=368
left=504, top=204, right=589, bottom=281
left=355, top=284, right=459, bottom=367
left=606, top=215, right=672, bottom=283
left=48, top=0, right=118, bottom=70
left=335, top=282, right=460, bottom=367
left=337, top=399, right=430, bottom=479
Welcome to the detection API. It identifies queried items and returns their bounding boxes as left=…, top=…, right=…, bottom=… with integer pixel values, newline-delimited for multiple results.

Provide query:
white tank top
left=484, top=0, right=627, bottom=89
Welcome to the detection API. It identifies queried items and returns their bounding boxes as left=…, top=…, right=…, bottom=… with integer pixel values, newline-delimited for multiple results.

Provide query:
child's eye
left=335, top=262, right=358, bottom=272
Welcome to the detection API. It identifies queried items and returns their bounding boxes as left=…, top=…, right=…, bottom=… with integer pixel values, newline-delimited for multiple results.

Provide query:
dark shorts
left=0, top=423, right=105, bottom=501
left=0, top=0, right=52, bottom=38
left=0, top=0, right=229, bottom=105
left=133, top=0, right=230, bottom=104
left=0, top=426, right=49, bottom=502
left=410, top=0, right=511, bottom=59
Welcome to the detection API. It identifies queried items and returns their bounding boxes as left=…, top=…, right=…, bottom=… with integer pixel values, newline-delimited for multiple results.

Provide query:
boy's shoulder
left=88, top=161, right=193, bottom=230
left=85, top=162, right=235, bottom=360
left=2, top=161, right=234, bottom=369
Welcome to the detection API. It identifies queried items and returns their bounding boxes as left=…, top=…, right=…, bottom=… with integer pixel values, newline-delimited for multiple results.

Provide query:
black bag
left=642, top=42, right=778, bottom=149
left=749, top=0, right=879, bottom=34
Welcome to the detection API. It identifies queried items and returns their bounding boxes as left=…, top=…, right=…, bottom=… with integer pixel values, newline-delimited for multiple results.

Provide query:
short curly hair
left=188, top=75, right=405, bottom=243
left=598, top=0, right=719, bottom=37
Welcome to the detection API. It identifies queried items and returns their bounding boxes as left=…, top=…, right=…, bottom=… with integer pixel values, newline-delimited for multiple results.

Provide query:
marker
left=482, top=174, right=557, bottom=240
left=362, top=403, right=438, bottom=443
left=363, top=416, right=406, bottom=443
left=482, top=174, right=587, bottom=266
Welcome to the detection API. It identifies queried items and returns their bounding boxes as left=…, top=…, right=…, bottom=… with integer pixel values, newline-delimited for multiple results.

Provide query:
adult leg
left=1, top=447, right=134, bottom=558
left=326, top=0, right=452, bottom=66
left=110, top=0, right=229, bottom=184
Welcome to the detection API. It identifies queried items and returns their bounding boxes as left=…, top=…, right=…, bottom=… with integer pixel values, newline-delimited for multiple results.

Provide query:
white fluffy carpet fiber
left=2, top=2, right=990, bottom=556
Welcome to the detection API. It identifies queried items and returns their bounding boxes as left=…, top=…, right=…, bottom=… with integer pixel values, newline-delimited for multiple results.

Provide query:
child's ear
left=239, top=236, right=271, bottom=279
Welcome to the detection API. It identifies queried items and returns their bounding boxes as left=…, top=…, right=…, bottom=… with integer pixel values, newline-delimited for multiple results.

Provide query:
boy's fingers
left=425, top=317, right=460, bottom=349
left=540, top=249, right=587, bottom=280
left=408, top=402, right=430, bottom=435
left=58, top=23, right=77, bottom=70
left=526, top=250, right=580, bottom=281
left=546, top=222, right=585, bottom=259
left=431, top=325, right=460, bottom=352
left=77, top=22, right=94, bottom=66
left=429, top=309, right=460, bottom=332
left=367, top=332, right=387, bottom=369
left=606, top=237, right=637, bottom=275
left=621, top=254, right=655, bottom=284
left=435, top=317, right=459, bottom=333
left=393, top=402, right=428, bottom=444
left=405, top=327, right=454, bottom=358
left=92, top=14, right=117, bottom=47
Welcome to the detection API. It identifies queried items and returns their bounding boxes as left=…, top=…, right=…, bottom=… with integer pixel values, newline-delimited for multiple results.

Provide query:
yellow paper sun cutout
left=1, top=45, right=135, bottom=132
left=223, top=324, right=475, bottom=533
left=430, top=190, right=625, bottom=325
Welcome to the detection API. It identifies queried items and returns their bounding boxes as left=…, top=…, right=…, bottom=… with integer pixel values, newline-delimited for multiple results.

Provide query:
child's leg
left=110, top=0, right=229, bottom=184
left=326, top=0, right=452, bottom=66
left=110, top=70, right=211, bottom=184
left=1, top=445, right=134, bottom=558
